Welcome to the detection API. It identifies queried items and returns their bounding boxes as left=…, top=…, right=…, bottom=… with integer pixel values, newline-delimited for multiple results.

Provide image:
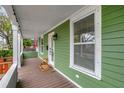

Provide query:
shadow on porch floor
left=16, top=58, right=77, bottom=88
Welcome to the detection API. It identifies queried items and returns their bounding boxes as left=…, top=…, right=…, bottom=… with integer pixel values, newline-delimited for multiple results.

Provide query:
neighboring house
left=38, top=5, right=124, bottom=88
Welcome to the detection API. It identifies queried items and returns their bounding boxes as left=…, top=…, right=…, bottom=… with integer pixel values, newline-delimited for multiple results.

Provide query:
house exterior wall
left=38, top=5, right=124, bottom=87
left=23, top=51, right=38, bottom=59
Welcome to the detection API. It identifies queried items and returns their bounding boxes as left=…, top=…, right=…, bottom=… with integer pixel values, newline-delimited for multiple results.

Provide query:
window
left=74, top=14, right=95, bottom=71
left=70, top=6, right=101, bottom=80
left=39, top=36, right=44, bottom=54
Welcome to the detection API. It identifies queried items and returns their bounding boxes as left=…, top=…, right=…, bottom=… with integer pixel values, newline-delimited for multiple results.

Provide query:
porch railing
left=0, top=62, right=12, bottom=79
left=0, top=64, right=17, bottom=88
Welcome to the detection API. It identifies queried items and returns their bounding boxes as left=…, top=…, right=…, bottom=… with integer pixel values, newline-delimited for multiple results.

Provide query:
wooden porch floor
left=17, top=58, right=77, bottom=88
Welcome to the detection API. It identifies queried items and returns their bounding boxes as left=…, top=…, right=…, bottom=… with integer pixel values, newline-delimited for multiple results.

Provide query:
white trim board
left=54, top=68, right=82, bottom=88
left=48, top=32, right=55, bottom=67
left=38, top=56, right=82, bottom=88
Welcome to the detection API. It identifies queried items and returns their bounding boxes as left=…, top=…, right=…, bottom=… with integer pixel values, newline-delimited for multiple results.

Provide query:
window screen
left=74, top=14, right=95, bottom=71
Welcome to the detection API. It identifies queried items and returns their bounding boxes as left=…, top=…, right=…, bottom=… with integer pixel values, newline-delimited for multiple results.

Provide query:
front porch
left=1, top=5, right=124, bottom=88
left=17, top=57, right=77, bottom=88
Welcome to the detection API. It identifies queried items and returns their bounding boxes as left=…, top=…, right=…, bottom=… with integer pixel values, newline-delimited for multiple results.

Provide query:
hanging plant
left=0, top=16, right=12, bottom=35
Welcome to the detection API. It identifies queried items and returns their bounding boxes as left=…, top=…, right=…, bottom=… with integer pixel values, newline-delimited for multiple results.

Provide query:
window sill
left=69, top=64, right=101, bottom=80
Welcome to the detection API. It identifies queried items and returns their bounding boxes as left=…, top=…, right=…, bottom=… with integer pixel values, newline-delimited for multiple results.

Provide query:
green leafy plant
left=0, top=49, right=13, bottom=58
left=3, top=50, right=13, bottom=57
left=0, top=50, right=3, bottom=58
left=23, top=39, right=33, bottom=48
left=0, top=50, right=4, bottom=62
left=6, top=49, right=13, bottom=57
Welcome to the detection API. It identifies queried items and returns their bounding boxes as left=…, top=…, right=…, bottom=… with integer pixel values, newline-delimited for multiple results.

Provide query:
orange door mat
left=39, top=58, right=51, bottom=71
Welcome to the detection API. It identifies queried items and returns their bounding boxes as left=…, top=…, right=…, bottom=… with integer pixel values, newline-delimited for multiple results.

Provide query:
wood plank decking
left=17, top=58, right=77, bottom=88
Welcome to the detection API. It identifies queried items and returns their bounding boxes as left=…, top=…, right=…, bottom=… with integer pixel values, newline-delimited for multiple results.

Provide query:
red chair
left=2, top=64, right=9, bottom=73
left=0, top=62, right=12, bottom=74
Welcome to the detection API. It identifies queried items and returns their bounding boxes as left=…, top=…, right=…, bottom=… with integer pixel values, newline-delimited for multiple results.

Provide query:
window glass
left=74, top=14, right=95, bottom=71
left=74, top=14, right=95, bottom=43
left=74, top=44, right=95, bottom=71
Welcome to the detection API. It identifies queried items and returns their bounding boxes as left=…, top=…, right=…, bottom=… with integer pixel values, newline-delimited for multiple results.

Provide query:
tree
left=0, top=16, right=12, bottom=49
left=0, top=16, right=12, bottom=34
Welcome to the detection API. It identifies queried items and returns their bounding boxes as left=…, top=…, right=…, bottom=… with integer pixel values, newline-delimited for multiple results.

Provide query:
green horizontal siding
left=102, top=57, right=124, bottom=66
left=103, top=45, right=124, bottom=52
left=102, top=5, right=124, bottom=87
left=39, top=5, right=124, bottom=87
left=23, top=51, right=38, bottom=59
left=102, top=30, right=124, bottom=39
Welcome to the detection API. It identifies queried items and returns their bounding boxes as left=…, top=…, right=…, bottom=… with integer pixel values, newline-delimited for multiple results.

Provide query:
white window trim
left=40, top=35, right=44, bottom=55
left=70, top=6, right=101, bottom=80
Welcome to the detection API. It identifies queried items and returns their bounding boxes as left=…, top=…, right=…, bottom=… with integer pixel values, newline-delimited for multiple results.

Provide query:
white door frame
left=48, top=32, right=55, bottom=66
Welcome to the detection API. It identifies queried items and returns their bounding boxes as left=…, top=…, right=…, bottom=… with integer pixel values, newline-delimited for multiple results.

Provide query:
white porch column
left=21, top=36, right=23, bottom=54
left=13, top=25, right=22, bottom=68
left=17, top=32, right=21, bottom=68
left=13, top=25, right=18, bottom=65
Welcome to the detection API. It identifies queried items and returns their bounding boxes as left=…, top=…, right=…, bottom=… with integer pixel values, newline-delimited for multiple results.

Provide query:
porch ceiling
left=13, top=5, right=83, bottom=39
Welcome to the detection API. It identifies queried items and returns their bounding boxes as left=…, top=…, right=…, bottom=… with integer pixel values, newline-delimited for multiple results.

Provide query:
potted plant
left=3, top=49, right=13, bottom=62
left=0, top=49, right=13, bottom=74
